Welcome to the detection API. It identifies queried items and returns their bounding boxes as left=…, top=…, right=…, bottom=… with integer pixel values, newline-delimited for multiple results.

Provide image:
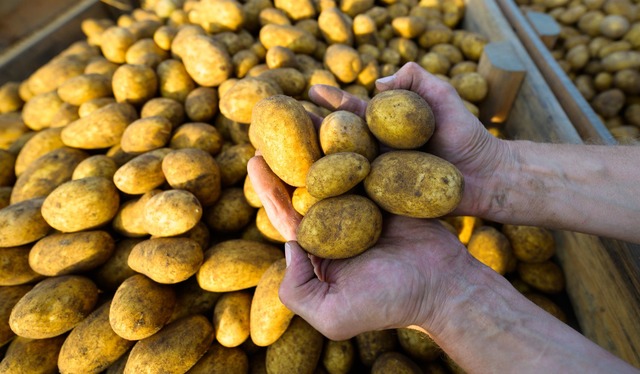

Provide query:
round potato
left=203, top=188, right=256, bottom=233
left=306, top=152, right=370, bottom=199
left=9, top=275, right=99, bottom=339
left=113, top=148, right=171, bottom=195
left=365, top=151, right=464, bottom=218
left=157, top=59, right=195, bottom=102
left=142, top=189, right=203, bottom=237
left=100, top=27, right=136, bottom=63
left=214, top=291, right=252, bottom=348
left=128, top=237, right=203, bottom=284
left=450, top=72, right=488, bottom=103
left=163, top=148, right=222, bottom=206
left=215, top=142, right=257, bottom=186
left=72, top=155, right=118, bottom=180
left=121, top=116, right=172, bottom=154
left=502, top=224, right=556, bottom=263
left=112, top=64, right=159, bottom=105
left=297, top=194, right=382, bottom=259
left=319, top=110, right=378, bottom=162
left=322, top=339, right=356, bottom=374
left=366, top=89, right=435, bottom=149
left=170, top=122, right=224, bottom=155
left=518, top=261, right=566, bottom=294
left=467, top=226, right=514, bottom=275
left=184, top=87, right=218, bottom=122
left=141, top=97, right=185, bottom=128
left=266, top=316, right=324, bottom=374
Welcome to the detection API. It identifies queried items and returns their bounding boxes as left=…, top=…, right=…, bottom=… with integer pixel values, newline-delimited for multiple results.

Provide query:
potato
left=565, top=44, right=590, bottom=70
left=250, top=259, right=294, bottom=346
left=49, top=102, right=79, bottom=129
left=92, top=238, right=141, bottom=292
left=0, top=335, right=66, bottom=374
left=450, top=71, right=488, bottom=103
left=197, top=239, right=282, bottom=292
left=77, top=96, right=117, bottom=117
left=518, top=261, right=566, bottom=294
left=600, top=14, right=630, bottom=39
left=259, top=24, right=318, bottom=54
left=591, top=88, right=625, bottom=118
left=366, top=89, right=435, bottom=149
left=112, top=64, right=158, bottom=105
left=466, top=226, right=514, bottom=275
left=0, top=150, right=14, bottom=187
left=28, top=230, right=114, bottom=277
left=0, top=82, right=24, bottom=114
left=203, top=187, right=255, bottom=233
left=624, top=103, right=640, bottom=126
left=9, top=275, right=98, bottom=338
left=214, top=291, right=252, bottom=347
left=100, top=27, right=136, bottom=63
left=249, top=95, right=322, bottom=187
left=265, top=46, right=298, bottom=69
left=125, top=38, right=168, bottom=67
left=214, top=143, right=255, bottom=187
left=266, top=316, right=324, bottom=374
left=297, top=194, right=382, bottom=259
left=306, top=152, right=370, bottom=199
left=13, top=127, right=65, bottom=177
left=57, top=73, right=112, bottom=106
left=113, top=148, right=171, bottom=195
left=602, top=50, right=640, bottom=72
left=371, top=351, right=422, bottom=374
left=41, top=177, right=119, bottom=233
left=319, top=110, right=378, bottom=162
left=84, top=57, right=119, bottom=79
left=124, top=315, right=214, bottom=373
left=62, top=102, right=138, bottom=149
left=397, top=327, right=442, bottom=362
left=257, top=67, right=307, bottom=97
left=142, top=189, right=202, bottom=237
left=121, top=116, right=172, bottom=154
left=182, top=35, right=233, bottom=87
left=322, top=339, right=355, bottom=374
left=0, top=246, right=43, bottom=286
left=292, top=187, right=321, bottom=216
left=170, top=122, right=223, bottom=155
left=188, top=342, right=250, bottom=373
left=71, top=155, right=118, bottom=181
left=0, top=187, right=11, bottom=209
left=318, top=7, right=354, bottom=45
left=220, top=78, right=283, bottom=124
left=110, top=274, right=176, bottom=340
left=162, top=148, right=222, bottom=206
left=365, top=151, right=464, bottom=218
left=168, top=276, right=220, bottom=323
left=21, top=91, right=65, bottom=131
left=0, top=197, right=51, bottom=248
left=58, top=300, right=135, bottom=374
left=418, top=52, right=451, bottom=75
left=431, top=44, right=464, bottom=65
left=0, top=113, right=29, bottom=150
left=27, top=55, right=87, bottom=96
left=502, top=224, right=556, bottom=263
left=128, top=238, right=203, bottom=284
left=356, top=330, right=398, bottom=367
left=193, top=0, right=245, bottom=33
left=156, top=59, right=195, bottom=102
left=324, top=44, right=363, bottom=84
left=614, top=69, right=640, bottom=95
left=0, top=285, right=32, bottom=347
left=524, top=292, right=568, bottom=323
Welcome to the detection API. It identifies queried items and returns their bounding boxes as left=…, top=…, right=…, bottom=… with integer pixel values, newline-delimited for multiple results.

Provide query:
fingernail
left=376, top=75, right=395, bottom=85
left=284, top=241, right=293, bottom=268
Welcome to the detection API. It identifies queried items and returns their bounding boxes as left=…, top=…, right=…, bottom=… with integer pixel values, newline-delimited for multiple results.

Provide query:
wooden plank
left=474, top=0, right=640, bottom=368
left=525, top=11, right=560, bottom=49
left=495, top=0, right=617, bottom=145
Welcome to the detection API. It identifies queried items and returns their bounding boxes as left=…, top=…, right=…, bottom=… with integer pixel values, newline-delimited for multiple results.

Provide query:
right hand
left=309, top=62, right=513, bottom=219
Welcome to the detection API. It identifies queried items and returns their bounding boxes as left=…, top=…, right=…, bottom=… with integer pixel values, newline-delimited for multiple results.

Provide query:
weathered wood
left=477, top=41, right=526, bottom=125
left=525, top=11, right=560, bottom=49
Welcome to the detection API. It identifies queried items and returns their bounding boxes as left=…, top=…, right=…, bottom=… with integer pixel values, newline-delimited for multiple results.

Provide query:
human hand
left=309, top=62, right=513, bottom=219
left=247, top=156, right=477, bottom=340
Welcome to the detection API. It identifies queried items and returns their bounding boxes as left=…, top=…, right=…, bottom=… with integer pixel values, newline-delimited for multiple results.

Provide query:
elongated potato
left=113, top=148, right=171, bottom=194
left=9, top=275, right=99, bottom=339
left=120, top=116, right=173, bottom=154
left=142, top=189, right=203, bottom=237
left=502, top=224, right=556, bottom=263
left=182, top=34, right=233, bottom=87
left=57, top=73, right=112, bottom=106
left=21, top=91, right=65, bottom=131
left=58, top=300, right=135, bottom=374
left=214, top=291, right=252, bottom=348
left=14, top=127, right=64, bottom=177
left=0, top=285, right=33, bottom=347
left=0, top=335, right=67, bottom=374
left=0, top=198, right=50, bottom=248
left=322, top=339, right=355, bottom=374
left=61, top=102, right=138, bottom=149
left=128, top=238, right=203, bottom=284
left=266, top=316, right=324, bottom=374
left=259, top=24, right=318, bottom=54
left=188, top=342, right=249, bottom=374
left=0, top=246, right=43, bottom=286
left=72, top=155, right=118, bottom=180
left=220, top=78, right=282, bottom=124
left=306, top=152, right=370, bottom=199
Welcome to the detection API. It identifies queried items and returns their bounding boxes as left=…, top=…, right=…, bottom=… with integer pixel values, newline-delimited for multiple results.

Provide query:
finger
left=309, top=84, right=368, bottom=118
left=306, top=110, right=324, bottom=131
left=280, top=241, right=329, bottom=316
left=247, top=156, right=302, bottom=241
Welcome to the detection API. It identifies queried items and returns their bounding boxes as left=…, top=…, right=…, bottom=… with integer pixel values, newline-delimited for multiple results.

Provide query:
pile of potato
left=0, top=0, right=572, bottom=372
left=518, top=0, right=640, bottom=144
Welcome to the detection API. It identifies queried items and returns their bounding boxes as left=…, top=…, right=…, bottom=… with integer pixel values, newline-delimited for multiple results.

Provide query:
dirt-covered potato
left=220, top=78, right=282, bottom=124
left=397, top=327, right=442, bottom=362
left=518, top=261, right=566, bottom=294
left=591, top=88, right=625, bottom=118
left=371, top=351, right=422, bottom=374
left=257, top=67, right=307, bottom=96
left=466, top=226, right=514, bottom=275
left=322, top=339, right=355, bottom=374
left=306, top=152, right=370, bottom=199
left=170, top=122, right=223, bottom=155
left=319, top=110, right=378, bottom=162
left=203, top=188, right=255, bottom=233
left=502, top=224, right=556, bottom=263
left=100, top=27, right=136, bottom=63
left=184, top=87, right=218, bottom=122
left=249, top=95, right=321, bottom=187
left=124, top=315, right=214, bottom=373
left=62, top=102, right=138, bottom=149
left=324, top=44, right=363, bottom=84
left=57, top=73, right=112, bottom=106
left=58, top=300, right=135, bottom=374
left=142, top=189, right=202, bottom=237
left=109, top=274, right=176, bottom=340
left=0, top=198, right=50, bottom=248
left=181, top=34, right=233, bottom=87
left=188, top=342, right=250, bottom=374
left=266, top=316, right=324, bottom=374
left=113, top=148, right=171, bottom=195
left=128, top=238, right=203, bottom=284
left=14, top=127, right=64, bottom=177
left=197, top=239, right=282, bottom=292
left=28, top=230, right=114, bottom=277
left=92, top=238, right=140, bottom=292
left=156, top=59, right=195, bottom=102
left=259, top=24, right=318, bottom=54
left=124, top=38, right=168, bottom=67
left=366, top=89, right=435, bottom=149
left=112, top=64, right=158, bottom=105
left=356, top=330, right=398, bottom=367
left=214, top=290, right=252, bottom=348
left=26, top=55, right=87, bottom=97
left=0, top=285, right=32, bottom=346
left=162, top=148, right=221, bottom=206
left=120, top=116, right=172, bottom=154
left=9, top=275, right=98, bottom=339
left=0, top=335, right=66, bottom=373
left=71, top=155, right=118, bottom=180
left=41, top=177, right=119, bottom=233
left=297, top=194, right=382, bottom=259
left=0, top=113, right=29, bottom=150
left=0, top=246, right=43, bottom=286
left=21, top=91, right=65, bottom=131
left=250, top=259, right=294, bottom=347
left=318, top=7, right=354, bottom=45
left=365, top=151, right=464, bottom=218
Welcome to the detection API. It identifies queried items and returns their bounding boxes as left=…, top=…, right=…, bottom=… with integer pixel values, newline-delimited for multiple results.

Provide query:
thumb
left=279, top=241, right=327, bottom=316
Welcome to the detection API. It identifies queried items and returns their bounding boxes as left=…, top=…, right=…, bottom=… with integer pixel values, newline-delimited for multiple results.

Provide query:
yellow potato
left=197, top=239, right=282, bottom=292
left=170, top=122, right=224, bottom=155
left=292, top=187, right=321, bottom=216
left=181, top=34, right=233, bottom=87
left=128, top=238, right=203, bottom=284
left=157, top=59, right=196, bottom=102
left=502, top=224, right=556, bottom=263
left=9, top=275, right=98, bottom=339
left=13, top=127, right=64, bottom=177
left=258, top=67, right=307, bottom=96
left=100, top=27, right=136, bottom=63
left=0, top=82, right=24, bottom=114
left=0, top=197, right=51, bottom=248
left=324, top=44, right=363, bottom=84
left=255, top=206, right=286, bottom=243
left=203, top=187, right=256, bottom=233
left=113, top=148, right=171, bottom=195
left=110, top=274, right=176, bottom=340
left=21, top=91, right=65, bottom=131
left=0, top=335, right=66, bottom=373
left=467, top=226, right=514, bottom=275
left=188, top=342, right=250, bottom=374
left=61, top=102, right=138, bottom=149
left=50, top=102, right=80, bottom=128
left=397, top=327, right=442, bottom=362
left=0, top=246, right=43, bottom=286
left=141, top=97, right=185, bottom=129
left=0, top=113, right=29, bottom=150
left=306, top=152, right=371, bottom=199
left=125, top=38, right=169, bottom=68
left=92, top=238, right=141, bottom=292
left=243, top=174, right=262, bottom=208
left=41, top=177, right=120, bottom=233
left=193, top=0, right=245, bottom=33
left=163, top=148, right=222, bottom=206
left=27, top=55, right=87, bottom=96
left=112, top=64, right=159, bottom=105
left=318, top=7, right=354, bottom=45
left=214, top=290, right=252, bottom=347
left=365, top=151, right=464, bottom=218
left=322, top=339, right=356, bottom=374
left=266, top=316, right=324, bottom=374
left=371, top=351, right=422, bottom=374
left=518, top=261, right=566, bottom=294
left=57, top=73, right=112, bottom=106
left=215, top=142, right=257, bottom=187
left=142, top=189, right=202, bottom=237
left=0, top=285, right=32, bottom=347
left=250, top=258, right=294, bottom=346
left=184, top=87, right=219, bottom=122
left=120, top=116, right=173, bottom=154
left=355, top=330, right=398, bottom=367
left=220, top=78, right=283, bottom=124
left=72, top=155, right=118, bottom=180
left=28, top=230, right=114, bottom=277
left=319, top=110, right=378, bottom=162
left=259, top=24, right=318, bottom=54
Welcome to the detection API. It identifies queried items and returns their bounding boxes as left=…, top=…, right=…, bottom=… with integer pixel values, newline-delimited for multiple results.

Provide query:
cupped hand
left=309, top=62, right=513, bottom=219
left=247, top=156, right=475, bottom=341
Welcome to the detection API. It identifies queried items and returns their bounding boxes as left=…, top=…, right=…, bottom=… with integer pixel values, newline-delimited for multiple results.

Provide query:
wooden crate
left=1, top=0, right=639, bottom=368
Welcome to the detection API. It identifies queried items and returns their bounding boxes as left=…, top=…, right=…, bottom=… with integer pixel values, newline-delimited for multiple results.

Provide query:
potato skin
left=0, top=198, right=51, bottom=248
left=187, top=342, right=249, bottom=374
left=365, top=151, right=464, bottom=218
left=319, top=110, right=378, bottom=162
left=58, top=300, right=135, bottom=374
left=162, top=148, right=221, bottom=206
left=182, top=35, right=233, bottom=87
left=120, top=116, right=172, bottom=154
left=92, top=238, right=141, bottom=292
left=266, top=316, right=324, bottom=374
left=124, top=315, right=214, bottom=374
left=9, top=275, right=99, bottom=339
left=112, top=64, right=158, bottom=105
left=113, top=148, right=171, bottom=195
left=259, top=24, right=318, bottom=54
left=297, top=194, right=382, bottom=259
left=0, top=246, right=43, bottom=286
left=109, top=274, right=176, bottom=340
left=0, top=335, right=67, bottom=374
left=467, top=226, right=514, bottom=275
left=220, top=78, right=282, bottom=124
left=197, top=239, right=282, bottom=292
left=518, top=261, right=566, bottom=294
left=249, top=95, right=321, bottom=187
left=61, top=102, right=138, bottom=149
left=213, top=291, right=252, bottom=348
left=365, top=89, right=435, bottom=149
left=0, top=285, right=33, bottom=347
left=14, top=127, right=64, bottom=177
left=397, top=327, right=442, bottom=362
left=306, top=152, right=371, bottom=199
left=57, top=73, right=112, bottom=106
left=503, top=224, right=556, bottom=263
left=356, top=330, right=398, bottom=367
left=203, top=187, right=256, bottom=233
left=128, top=237, right=203, bottom=284
left=142, top=189, right=203, bottom=237
left=371, top=351, right=422, bottom=374
left=322, top=339, right=355, bottom=374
